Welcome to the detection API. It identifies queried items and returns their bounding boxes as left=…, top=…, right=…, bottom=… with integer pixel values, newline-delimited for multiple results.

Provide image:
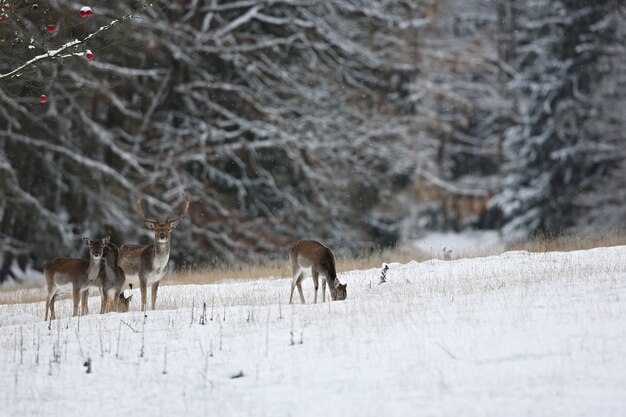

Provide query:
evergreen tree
left=492, top=0, right=620, bottom=239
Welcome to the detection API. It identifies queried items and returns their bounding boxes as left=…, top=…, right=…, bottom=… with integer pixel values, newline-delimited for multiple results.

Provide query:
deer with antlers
left=118, top=193, right=190, bottom=311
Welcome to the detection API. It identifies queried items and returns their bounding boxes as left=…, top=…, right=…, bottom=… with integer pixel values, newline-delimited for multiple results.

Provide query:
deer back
left=44, top=258, right=90, bottom=287
left=289, top=240, right=338, bottom=280
left=117, top=244, right=152, bottom=277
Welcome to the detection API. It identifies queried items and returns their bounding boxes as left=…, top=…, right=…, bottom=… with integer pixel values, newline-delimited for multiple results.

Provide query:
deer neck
left=86, top=256, right=101, bottom=283
left=152, top=240, right=170, bottom=268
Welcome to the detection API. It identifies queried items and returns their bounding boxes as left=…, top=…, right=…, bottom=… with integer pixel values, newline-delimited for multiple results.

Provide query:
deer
left=99, top=241, right=132, bottom=314
left=118, top=193, right=190, bottom=311
left=288, top=240, right=347, bottom=304
left=44, top=236, right=109, bottom=321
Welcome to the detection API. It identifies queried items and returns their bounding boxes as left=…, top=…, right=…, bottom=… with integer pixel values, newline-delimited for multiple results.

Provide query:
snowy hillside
left=1, top=247, right=626, bottom=417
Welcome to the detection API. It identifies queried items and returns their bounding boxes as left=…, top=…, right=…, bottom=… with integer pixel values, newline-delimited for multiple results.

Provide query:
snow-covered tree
left=2, top=0, right=624, bottom=282
left=571, top=6, right=626, bottom=233
left=399, top=0, right=507, bottom=233
left=0, top=0, right=428, bottom=281
left=491, top=0, right=621, bottom=240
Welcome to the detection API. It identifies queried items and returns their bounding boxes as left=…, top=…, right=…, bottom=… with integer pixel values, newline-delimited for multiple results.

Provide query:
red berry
left=39, top=95, right=48, bottom=104
left=80, top=7, right=93, bottom=18
left=0, top=13, right=8, bottom=23
left=86, top=9, right=93, bottom=16
left=2, top=5, right=10, bottom=13
left=85, top=51, right=94, bottom=61
left=47, top=24, right=55, bottom=33
left=79, top=10, right=86, bottom=17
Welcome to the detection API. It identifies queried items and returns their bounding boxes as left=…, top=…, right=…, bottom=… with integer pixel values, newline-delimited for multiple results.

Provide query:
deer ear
left=102, top=236, right=110, bottom=245
left=145, top=222, right=156, bottom=230
left=168, top=219, right=180, bottom=229
left=82, top=237, right=91, bottom=246
left=126, top=294, right=134, bottom=302
left=333, top=279, right=341, bottom=289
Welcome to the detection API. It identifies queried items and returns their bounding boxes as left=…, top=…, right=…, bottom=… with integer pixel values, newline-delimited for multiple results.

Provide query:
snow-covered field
left=411, top=230, right=505, bottom=258
left=1, top=246, right=626, bottom=417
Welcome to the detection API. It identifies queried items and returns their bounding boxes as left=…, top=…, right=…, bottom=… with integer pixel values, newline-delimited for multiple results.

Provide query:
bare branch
left=0, top=3, right=154, bottom=81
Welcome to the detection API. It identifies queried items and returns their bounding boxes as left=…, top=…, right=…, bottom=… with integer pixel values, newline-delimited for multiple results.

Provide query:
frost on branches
left=491, top=0, right=622, bottom=239
left=0, top=0, right=625, bottom=282
left=0, top=1, right=431, bottom=281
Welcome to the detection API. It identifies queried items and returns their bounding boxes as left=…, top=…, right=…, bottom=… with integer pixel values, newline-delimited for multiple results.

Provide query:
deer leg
left=81, top=288, right=89, bottom=316
left=289, top=282, right=296, bottom=304
left=98, top=286, right=104, bottom=314
left=290, top=272, right=303, bottom=304
left=111, top=288, right=121, bottom=313
left=45, top=290, right=55, bottom=321
left=111, top=289, right=123, bottom=312
left=296, top=281, right=305, bottom=304
left=137, top=274, right=147, bottom=312
left=322, top=277, right=327, bottom=303
left=100, top=287, right=109, bottom=314
left=106, top=290, right=114, bottom=313
left=50, top=293, right=58, bottom=320
left=151, top=281, right=160, bottom=310
left=312, top=272, right=319, bottom=304
left=72, top=286, right=80, bottom=317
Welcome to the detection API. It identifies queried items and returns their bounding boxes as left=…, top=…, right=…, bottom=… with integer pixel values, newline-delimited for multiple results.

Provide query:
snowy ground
left=410, top=230, right=505, bottom=258
left=1, top=246, right=626, bottom=417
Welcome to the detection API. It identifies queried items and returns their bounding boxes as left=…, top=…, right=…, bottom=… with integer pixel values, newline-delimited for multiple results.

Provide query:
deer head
left=135, top=193, right=191, bottom=243
left=82, top=236, right=110, bottom=260
left=116, top=292, right=133, bottom=312
left=332, top=280, right=347, bottom=301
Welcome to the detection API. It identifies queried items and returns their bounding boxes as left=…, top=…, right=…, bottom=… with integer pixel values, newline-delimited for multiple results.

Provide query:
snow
left=0, top=265, right=45, bottom=290
left=1, top=246, right=626, bottom=416
left=411, top=230, right=505, bottom=258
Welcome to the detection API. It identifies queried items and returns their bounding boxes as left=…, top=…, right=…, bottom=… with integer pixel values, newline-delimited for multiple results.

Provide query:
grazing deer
left=288, top=240, right=347, bottom=304
left=99, top=242, right=132, bottom=314
left=44, top=236, right=109, bottom=321
left=118, top=193, right=190, bottom=311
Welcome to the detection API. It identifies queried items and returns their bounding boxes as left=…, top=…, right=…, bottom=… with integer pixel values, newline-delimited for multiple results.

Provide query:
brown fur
left=118, top=193, right=190, bottom=311
left=288, top=240, right=347, bottom=304
left=99, top=242, right=132, bottom=314
left=44, top=237, right=109, bottom=321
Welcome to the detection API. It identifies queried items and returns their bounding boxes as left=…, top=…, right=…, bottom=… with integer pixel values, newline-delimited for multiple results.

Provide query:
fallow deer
left=99, top=242, right=132, bottom=314
left=44, top=236, right=109, bottom=321
left=118, top=193, right=190, bottom=311
left=288, top=240, right=347, bottom=304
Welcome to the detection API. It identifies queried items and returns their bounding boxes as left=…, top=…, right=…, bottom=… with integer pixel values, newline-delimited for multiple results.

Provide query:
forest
left=1, top=0, right=625, bottom=282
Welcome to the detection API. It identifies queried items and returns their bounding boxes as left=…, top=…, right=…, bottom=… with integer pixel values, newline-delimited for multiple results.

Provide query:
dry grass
left=3, top=232, right=625, bottom=306
left=0, top=286, right=47, bottom=305
left=163, top=246, right=434, bottom=287
left=506, top=231, right=626, bottom=253
left=163, top=260, right=290, bottom=286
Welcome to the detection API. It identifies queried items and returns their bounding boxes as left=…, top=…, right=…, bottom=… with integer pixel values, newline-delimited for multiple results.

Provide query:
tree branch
left=0, top=3, right=153, bottom=81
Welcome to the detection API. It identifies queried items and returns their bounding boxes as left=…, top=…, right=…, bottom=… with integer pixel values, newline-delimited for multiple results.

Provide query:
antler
left=166, top=193, right=191, bottom=224
left=135, top=197, right=158, bottom=224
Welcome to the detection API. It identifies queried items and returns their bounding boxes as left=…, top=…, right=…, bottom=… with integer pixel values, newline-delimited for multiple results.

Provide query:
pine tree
left=492, top=0, right=620, bottom=239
